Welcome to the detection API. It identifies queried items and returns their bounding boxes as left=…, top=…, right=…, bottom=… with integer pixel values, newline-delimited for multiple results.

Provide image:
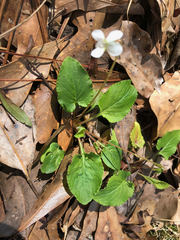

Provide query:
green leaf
left=111, top=129, right=119, bottom=143
left=74, top=126, right=86, bottom=138
left=101, top=140, right=122, bottom=170
left=40, top=142, right=64, bottom=174
left=93, top=171, right=134, bottom=206
left=156, top=130, right=180, bottom=160
left=56, top=57, right=93, bottom=112
left=130, top=121, right=145, bottom=148
left=67, top=152, right=103, bottom=205
left=140, top=174, right=170, bottom=190
left=0, top=90, right=32, bottom=127
left=97, top=80, right=137, bottom=123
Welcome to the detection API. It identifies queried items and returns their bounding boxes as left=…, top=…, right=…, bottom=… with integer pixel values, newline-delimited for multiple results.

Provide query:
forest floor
left=0, top=0, right=180, bottom=239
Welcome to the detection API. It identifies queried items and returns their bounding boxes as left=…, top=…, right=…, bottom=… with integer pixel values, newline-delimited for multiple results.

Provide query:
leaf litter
left=0, top=0, right=180, bottom=239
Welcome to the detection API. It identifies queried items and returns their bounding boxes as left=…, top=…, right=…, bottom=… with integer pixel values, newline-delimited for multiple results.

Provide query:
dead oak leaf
left=150, top=71, right=180, bottom=137
left=33, top=84, right=58, bottom=144
left=109, top=21, right=163, bottom=98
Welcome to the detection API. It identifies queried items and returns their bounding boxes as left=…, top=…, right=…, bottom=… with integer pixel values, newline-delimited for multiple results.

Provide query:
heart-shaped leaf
left=156, top=130, right=180, bottom=160
left=93, top=171, right=134, bottom=206
left=40, top=143, right=64, bottom=174
left=67, top=152, right=103, bottom=205
left=97, top=80, right=137, bottom=123
left=56, top=57, right=93, bottom=112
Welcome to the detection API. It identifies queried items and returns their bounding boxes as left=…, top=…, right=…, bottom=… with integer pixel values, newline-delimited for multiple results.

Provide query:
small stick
left=3, top=0, right=24, bottom=65
left=0, top=0, right=47, bottom=40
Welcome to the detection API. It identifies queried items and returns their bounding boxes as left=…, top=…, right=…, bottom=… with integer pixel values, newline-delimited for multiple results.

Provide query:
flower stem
left=78, top=138, right=85, bottom=161
left=76, top=58, right=117, bottom=122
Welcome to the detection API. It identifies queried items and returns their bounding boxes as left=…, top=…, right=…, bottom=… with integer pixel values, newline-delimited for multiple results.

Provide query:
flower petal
left=106, top=30, right=123, bottom=42
left=91, top=47, right=105, bottom=58
left=107, top=42, right=123, bottom=56
left=92, top=30, right=105, bottom=41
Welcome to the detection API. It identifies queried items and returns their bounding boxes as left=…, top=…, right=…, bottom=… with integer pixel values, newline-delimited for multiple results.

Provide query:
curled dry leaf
left=111, top=21, right=162, bottom=98
left=33, top=84, right=58, bottom=144
left=156, top=0, right=176, bottom=33
left=150, top=71, right=180, bottom=137
left=0, top=96, right=36, bottom=174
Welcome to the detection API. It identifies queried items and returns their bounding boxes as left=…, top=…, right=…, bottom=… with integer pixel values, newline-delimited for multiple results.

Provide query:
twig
left=57, top=13, right=72, bottom=39
left=0, top=40, right=65, bottom=61
left=3, top=0, right=24, bottom=65
left=0, top=0, right=47, bottom=40
left=31, top=0, right=49, bottom=43
left=0, top=0, right=6, bottom=23
left=127, top=0, right=133, bottom=21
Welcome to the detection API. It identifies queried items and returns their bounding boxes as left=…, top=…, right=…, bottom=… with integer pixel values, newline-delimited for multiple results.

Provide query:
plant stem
left=78, top=138, right=85, bottom=161
left=76, top=58, right=117, bottom=122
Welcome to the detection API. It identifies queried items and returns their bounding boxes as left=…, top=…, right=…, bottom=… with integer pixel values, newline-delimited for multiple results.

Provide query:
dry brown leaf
left=154, top=188, right=179, bottom=221
left=129, top=183, right=158, bottom=224
left=0, top=96, right=36, bottom=173
left=156, top=0, right=178, bottom=68
left=0, top=170, right=37, bottom=238
left=58, top=111, right=73, bottom=151
left=63, top=203, right=81, bottom=238
left=114, top=106, right=136, bottom=152
left=46, top=199, right=71, bottom=240
left=0, top=195, right=5, bottom=222
left=14, top=0, right=48, bottom=59
left=156, top=0, right=176, bottom=33
left=58, top=11, right=96, bottom=64
left=79, top=201, right=100, bottom=240
left=95, top=206, right=131, bottom=240
left=55, top=0, right=144, bottom=15
left=66, top=230, right=79, bottom=240
left=172, top=195, right=180, bottom=225
left=28, top=221, right=49, bottom=240
left=0, top=39, right=63, bottom=106
left=127, top=184, right=180, bottom=239
left=0, top=0, right=20, bottom=45
left=108, top=21, right=162, bottom=98
left=33, top=84, right=58, bottom=144
left=55, top=0, right=116, bottom=14
left=127, top=184, right=159, bottom=239
left=18, top=150, right=72, bottom=232
left=149, top=71, right=180, bottom=137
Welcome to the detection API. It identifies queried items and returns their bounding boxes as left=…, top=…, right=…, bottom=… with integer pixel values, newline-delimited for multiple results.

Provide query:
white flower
left=91, top=29, right=123, bottom=58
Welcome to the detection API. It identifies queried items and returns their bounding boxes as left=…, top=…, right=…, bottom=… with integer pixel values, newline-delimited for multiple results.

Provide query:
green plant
left=39, top=55, right=175, bottom=206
